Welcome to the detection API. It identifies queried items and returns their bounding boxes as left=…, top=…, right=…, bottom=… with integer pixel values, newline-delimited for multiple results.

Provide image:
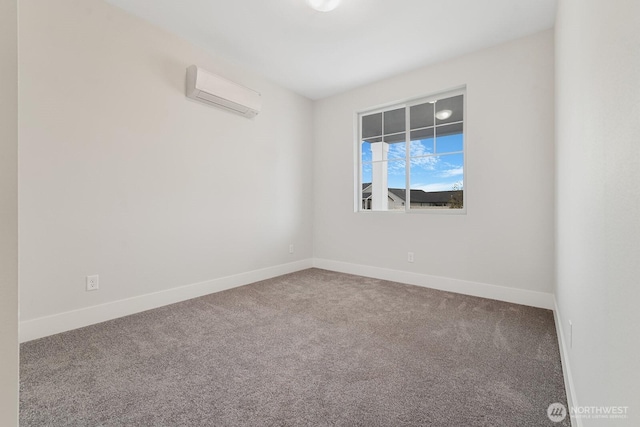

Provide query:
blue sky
left=362, top=133, right=463, bottom=192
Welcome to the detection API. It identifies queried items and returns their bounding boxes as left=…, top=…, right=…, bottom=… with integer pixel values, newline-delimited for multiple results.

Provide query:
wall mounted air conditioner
left=186, top=65, right=261, bottom=118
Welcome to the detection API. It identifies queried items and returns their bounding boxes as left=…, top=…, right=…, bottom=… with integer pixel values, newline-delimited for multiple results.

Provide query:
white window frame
left=354, top=87, right=467, bottom=214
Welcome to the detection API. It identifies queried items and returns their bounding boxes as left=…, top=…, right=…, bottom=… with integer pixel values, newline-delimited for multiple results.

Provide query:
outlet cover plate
left=86, top=275, right=99, bottom=291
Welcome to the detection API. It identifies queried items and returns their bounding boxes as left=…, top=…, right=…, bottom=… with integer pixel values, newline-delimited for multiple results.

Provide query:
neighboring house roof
left=388, top=188, right=462, bottom=204
left=362, top=183, right=461, bottom=204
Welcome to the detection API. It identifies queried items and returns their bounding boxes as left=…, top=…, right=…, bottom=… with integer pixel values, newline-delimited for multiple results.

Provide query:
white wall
left=0, top=0, right=19, bottom=423
left=313, top=31, right=555, bottom=297
left=555, top=0, right=640, bottom=424
left=19, top=0, right=314, bottom=332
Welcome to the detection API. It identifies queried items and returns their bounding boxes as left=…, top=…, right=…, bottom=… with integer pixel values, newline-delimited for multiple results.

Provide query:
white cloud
left=440, top=167, right=463, bottom=178
left=410, top=156, right=438, bottom=169
left=387, top=143, right=406, bottom=159
left=414, top=180, right=463, bottom=192
left=410, top=141, right=432, bottom=157
left=414, top=183, right=454, bottom=192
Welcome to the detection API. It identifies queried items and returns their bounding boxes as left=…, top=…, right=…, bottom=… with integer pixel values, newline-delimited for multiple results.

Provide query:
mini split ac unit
left=186, top=65, right=261, bottom=118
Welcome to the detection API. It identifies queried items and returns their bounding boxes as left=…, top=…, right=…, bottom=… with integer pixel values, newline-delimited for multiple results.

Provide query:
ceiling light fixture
left=306, top=0, right=341, bottom=12
left=435, top=109, right=452, bottom=120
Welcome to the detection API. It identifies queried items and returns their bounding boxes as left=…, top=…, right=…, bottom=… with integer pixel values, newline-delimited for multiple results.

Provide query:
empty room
left=1, top=0, right=638, bottom=426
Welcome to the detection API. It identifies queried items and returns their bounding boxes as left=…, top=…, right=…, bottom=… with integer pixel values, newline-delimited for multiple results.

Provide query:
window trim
left=354, top=86, right=467, bottom=214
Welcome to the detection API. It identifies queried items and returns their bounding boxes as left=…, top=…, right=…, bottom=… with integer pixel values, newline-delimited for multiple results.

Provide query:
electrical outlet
left=407, top=252, right=414, bottom=263
left=289, top=244, right=294, bottom=254
left=86, top=275, right=99, bottom=291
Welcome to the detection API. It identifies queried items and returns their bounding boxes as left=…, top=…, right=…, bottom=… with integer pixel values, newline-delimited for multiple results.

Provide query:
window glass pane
left=410, top=128, right=434, bottom=141
left=369, top=151, right=384, bottom=211
left=383, top=132, right=405, bottom=144
left=435, top=123, right=463, bottom=153
left=387, top=141, right=406, bottom=160
left=361, top=165, right=372, bottom=210
left=410, top=102, right=434, bottom=130
left=387, top=160, right=406, bottom=210
left=384, top=108, right=405, bottom=134
left=362, top=113, right=382, bottom=139
left=361, top=141, right=372, bottom=163
left=387, top=159, right=406, bottom=189
left=409, top=153, right=464, bottom=209
left=434, top=94, right=463, bottom=125
left=410, top=134, right=434, bottom=156
left=365, top=159, right=406, bottom=211
left=362, top=163, right=372, bottom=184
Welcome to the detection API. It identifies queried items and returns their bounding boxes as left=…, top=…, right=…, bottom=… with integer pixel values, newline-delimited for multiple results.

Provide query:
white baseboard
left=19, top=259, right=313, bottom=343
left=553, top=298, right=581, bottom=427
left=313, top=258, right=555, bottom=310
left=20, top=258, right=556, bottom=343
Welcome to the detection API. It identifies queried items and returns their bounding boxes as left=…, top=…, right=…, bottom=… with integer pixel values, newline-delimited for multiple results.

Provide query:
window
left=357, top=88, right=465, bottom=212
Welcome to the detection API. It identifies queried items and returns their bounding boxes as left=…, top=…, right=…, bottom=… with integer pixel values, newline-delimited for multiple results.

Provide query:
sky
left=361, top=133, right=464, bottom=192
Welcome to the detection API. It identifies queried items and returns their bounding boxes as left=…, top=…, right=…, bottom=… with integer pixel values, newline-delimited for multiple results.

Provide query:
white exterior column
left=371, top=142, right=389, bottom=211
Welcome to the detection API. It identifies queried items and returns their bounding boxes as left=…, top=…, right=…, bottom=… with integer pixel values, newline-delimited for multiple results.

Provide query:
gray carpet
left=20, top=268, right=569, bottom=426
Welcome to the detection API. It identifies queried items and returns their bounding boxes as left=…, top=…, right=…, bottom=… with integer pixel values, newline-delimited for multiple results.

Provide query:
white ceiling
left=103, top=0, right=557, bottom=100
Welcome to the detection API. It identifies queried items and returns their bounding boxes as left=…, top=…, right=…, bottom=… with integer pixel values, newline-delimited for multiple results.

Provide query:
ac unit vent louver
left=186, top=65, right=261, bottom=118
